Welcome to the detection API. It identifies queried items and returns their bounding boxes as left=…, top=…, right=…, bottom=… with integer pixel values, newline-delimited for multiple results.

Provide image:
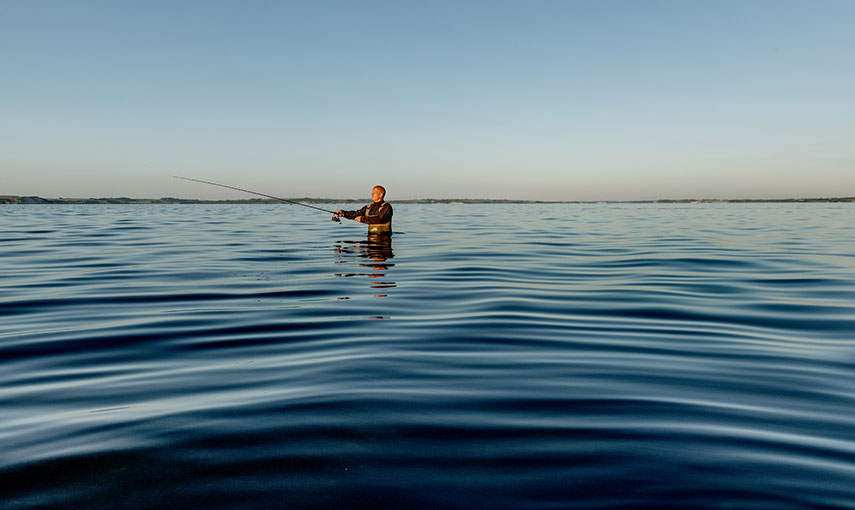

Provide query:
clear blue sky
left=2, top=0, right=853, bottom=201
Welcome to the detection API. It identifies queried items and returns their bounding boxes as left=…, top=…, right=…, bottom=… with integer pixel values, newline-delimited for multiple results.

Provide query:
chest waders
left=366, top=202, right=392, bottom=234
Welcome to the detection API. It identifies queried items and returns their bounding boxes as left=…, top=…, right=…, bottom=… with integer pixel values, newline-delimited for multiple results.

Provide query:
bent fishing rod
left=174, top=176, right=354, bottom=222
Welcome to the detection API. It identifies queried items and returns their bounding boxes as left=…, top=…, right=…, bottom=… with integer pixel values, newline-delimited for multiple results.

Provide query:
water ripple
left=1, top=203, right=853, bottom=509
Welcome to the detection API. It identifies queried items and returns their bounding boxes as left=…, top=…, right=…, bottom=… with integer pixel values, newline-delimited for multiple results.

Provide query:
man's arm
left=336, top=205, right=367, bottom=220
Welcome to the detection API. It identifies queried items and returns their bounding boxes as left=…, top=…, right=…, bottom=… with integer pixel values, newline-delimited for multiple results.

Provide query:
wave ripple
left=1, top=203, right=854, bottom=509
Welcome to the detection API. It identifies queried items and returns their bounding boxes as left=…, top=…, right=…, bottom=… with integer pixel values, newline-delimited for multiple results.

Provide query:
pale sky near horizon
left=2, top=0, right=853, bottom=201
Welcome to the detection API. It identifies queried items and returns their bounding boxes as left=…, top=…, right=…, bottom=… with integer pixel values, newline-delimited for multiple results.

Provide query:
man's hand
left=354, top=216, right=363, bottom=223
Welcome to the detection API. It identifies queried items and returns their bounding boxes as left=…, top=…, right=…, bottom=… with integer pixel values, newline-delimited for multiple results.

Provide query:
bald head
left=371, top=185, right=386, bottom=203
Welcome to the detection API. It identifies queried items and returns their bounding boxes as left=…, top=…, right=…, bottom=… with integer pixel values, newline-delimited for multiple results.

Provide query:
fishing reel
left=331, top=214, right=341, bottom=222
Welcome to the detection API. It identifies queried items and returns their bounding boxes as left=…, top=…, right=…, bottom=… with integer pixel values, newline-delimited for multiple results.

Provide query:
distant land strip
left=1, top=195, right=854, bottom=205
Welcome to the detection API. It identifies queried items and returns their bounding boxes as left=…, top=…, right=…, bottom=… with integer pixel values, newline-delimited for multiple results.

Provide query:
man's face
left=371, top=187, right=384, bottom=203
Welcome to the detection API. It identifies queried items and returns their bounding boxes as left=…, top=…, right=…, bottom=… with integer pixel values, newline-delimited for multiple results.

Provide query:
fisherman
left=334, top=185, right=393, bottom=235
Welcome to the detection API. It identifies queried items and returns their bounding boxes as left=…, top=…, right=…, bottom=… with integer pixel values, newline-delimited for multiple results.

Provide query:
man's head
left=371, top=185, right=386, bottom=203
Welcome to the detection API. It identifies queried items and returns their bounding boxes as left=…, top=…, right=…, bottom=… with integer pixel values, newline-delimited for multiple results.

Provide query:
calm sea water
left=1, top=203, right=853, bottom=509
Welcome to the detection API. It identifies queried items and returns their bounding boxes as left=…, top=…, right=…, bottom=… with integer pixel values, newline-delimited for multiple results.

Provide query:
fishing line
left=174, top=176, right=354, bottom=221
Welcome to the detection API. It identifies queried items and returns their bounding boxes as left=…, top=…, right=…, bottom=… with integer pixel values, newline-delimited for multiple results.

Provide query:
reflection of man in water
left=334, top=235, right=394, bottom=272
left=334, top=185, right=393, bottom=235
left=334, top=234, right=395, bottom=299
left=364, top=233, right=393, bottom=266
left=362, top=234, right=394, bottom=296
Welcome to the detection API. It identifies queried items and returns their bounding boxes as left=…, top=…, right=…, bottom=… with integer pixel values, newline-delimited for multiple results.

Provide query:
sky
left=1, top=0, right=853, bottom=201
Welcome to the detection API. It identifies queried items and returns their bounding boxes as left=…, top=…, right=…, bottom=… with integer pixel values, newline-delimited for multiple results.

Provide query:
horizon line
left=2, top=195, right=854, bottom=205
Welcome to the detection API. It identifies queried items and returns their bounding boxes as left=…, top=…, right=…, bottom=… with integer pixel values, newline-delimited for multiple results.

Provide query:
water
left=1, top=203, right=853, bottom=509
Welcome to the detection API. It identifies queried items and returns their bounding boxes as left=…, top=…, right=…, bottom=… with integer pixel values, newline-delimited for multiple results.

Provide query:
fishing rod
left=173, top=176, right=354, bottom=222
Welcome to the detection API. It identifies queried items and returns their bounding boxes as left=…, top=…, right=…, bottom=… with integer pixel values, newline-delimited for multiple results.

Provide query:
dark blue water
left=2, top=203, right=853, bottom=509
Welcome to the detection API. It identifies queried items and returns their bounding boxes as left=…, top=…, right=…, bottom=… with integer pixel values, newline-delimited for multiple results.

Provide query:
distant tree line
left=1, top=195, right=853, bottom=205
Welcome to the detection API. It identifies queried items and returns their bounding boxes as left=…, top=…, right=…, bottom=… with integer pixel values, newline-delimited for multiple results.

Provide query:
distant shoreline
left=1, top=195, right=853, bottom=205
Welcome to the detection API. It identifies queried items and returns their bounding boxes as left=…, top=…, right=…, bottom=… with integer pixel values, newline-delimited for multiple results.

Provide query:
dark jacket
left=341, top=201, right=393, bottom=234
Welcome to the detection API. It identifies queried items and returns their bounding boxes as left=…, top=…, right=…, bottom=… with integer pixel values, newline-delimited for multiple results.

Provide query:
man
left=334, top=185, right=393, bottom=235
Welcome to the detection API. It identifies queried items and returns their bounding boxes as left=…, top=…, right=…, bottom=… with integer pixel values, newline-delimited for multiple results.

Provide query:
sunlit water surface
left=1, top=203, right=853, bottom=509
